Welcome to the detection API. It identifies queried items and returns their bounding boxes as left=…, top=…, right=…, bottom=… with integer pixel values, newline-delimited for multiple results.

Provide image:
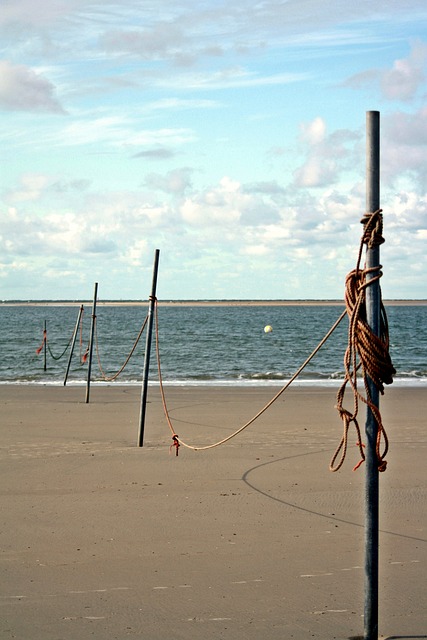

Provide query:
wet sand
left=1, top=384, right=426, bottom=639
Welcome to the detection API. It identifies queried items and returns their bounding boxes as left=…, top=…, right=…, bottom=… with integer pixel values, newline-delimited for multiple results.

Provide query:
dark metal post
left=85, top=283, right=98, bottom=404
left=43, top=320, right=47, bottom=371
left=64, top=304, right=84, bottom=386
left=364, top=111, right=381, bottom=640
left=138, top=249, right=160, bottom=446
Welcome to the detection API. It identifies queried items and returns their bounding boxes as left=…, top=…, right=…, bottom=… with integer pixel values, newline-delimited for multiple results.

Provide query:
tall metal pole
left=64, top=304, right=84, bottom=386
left=85, top=283, right=98, bottom=404
left=364, top=111, right=381, bottom=640
left=138, top=249, right=160, bottom=447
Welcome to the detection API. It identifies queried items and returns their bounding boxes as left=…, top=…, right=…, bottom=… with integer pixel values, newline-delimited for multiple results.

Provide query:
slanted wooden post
left=138, top=249, right=160, bottom=447
left=364, top=110, right=381, bottom=640
left=64, top=304, right=84, bottom=386
left=85, top=283, right=98, bottom=404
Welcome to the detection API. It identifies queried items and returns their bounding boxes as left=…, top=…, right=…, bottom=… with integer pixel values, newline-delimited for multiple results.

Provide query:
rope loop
left=330, top=408, right=366, bottom=472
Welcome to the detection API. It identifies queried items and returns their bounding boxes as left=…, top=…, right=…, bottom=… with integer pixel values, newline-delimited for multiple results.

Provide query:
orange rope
left=154, top=298, right=346, bottom=452
left=154, top=300, right=180, bottom=454
left=330, top=210, right=395, bottom=472
left=35, top=329, right=47, bottom=354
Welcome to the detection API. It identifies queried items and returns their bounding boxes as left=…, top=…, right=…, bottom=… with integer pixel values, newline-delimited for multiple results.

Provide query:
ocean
left=0, top=303, right=426, bottom=387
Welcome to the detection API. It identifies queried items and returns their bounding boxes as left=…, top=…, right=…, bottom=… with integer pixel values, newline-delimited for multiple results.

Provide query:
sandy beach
left=1, top=384, right=426, bottom=640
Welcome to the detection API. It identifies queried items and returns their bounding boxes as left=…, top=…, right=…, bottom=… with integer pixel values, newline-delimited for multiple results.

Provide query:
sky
left=1, top=0, right=427, bottom=301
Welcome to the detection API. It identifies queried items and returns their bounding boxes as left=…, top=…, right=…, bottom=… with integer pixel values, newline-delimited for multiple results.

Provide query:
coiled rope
left=154, top=298, right=347, bottom=453
left=95, top=314, right=148, bottom=382
left=94, top=314, right=149, bottom=382
left=329, top=209, right=395, bottom=472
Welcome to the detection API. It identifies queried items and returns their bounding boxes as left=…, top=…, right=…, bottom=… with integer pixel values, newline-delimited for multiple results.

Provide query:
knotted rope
left=330, top=210, right=395, bottom=472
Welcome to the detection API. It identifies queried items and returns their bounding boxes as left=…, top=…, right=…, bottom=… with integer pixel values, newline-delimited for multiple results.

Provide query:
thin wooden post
left=138, top=249, right=160, bottom=447
left=85, top=284, right=98, bottom=404
left=43, top=320, right=47, bottom=372
left=64, top=305, right=84, bottom=386
left=364, top=110, right=381, bottom=640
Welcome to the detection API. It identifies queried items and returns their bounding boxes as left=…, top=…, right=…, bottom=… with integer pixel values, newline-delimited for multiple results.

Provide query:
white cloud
left=157, top=68, right=307, bottom=91
left=0, top=60, right=66, bottom=113
left=381, top=40, right=427, bottom=100
left=1, top=167, right=425, bottom=299
left=382, top=107, right=427, bottom=189
left=292, top=118, right=361, bottom=188
left=4, top=174, right=51, bottom=202
left=240, top=244, right=269, bottom=256
left=144, top=168, right=193, bottom=194
left=345, top=40, right=427, bottom=101
left=300, top=117, right=326, bottom=145
left=100, top=23, right=187, bottom=61
left=294, top=157, right=337, bottom=188
left=133, top=147, right=177, bottom=160
left=48, top=117, right=196, bottom=150
left=0, top=0, right=83, bottom=27
left=125, top=239, right=150, bottom=267
left=143, top=97, right=220, bottom=112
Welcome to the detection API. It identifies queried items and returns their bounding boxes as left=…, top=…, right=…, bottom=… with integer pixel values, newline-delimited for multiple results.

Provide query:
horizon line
left=1, top=298, right=426, bottom=306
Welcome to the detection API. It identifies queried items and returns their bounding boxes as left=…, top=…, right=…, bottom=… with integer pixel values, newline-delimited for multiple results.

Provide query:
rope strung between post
left=36, top=326, right=76, bottom=360
left=330, top=209, right=395, bottom=473
left=47, top=335, right=73, bottom=360
left=94, top=314, right=149, bottom=382
left=154, top=298, right=347, bottom=452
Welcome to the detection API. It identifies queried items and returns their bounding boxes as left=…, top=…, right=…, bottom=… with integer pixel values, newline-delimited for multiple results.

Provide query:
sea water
left=0, top=304, right=425, bottom=386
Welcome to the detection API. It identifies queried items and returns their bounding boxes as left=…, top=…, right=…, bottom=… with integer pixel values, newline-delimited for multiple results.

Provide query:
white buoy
left=264, top=325, right=273, bottom=333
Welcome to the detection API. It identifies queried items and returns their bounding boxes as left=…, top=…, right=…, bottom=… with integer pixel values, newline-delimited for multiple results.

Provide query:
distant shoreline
left=1, top=299, right=426, bottom=307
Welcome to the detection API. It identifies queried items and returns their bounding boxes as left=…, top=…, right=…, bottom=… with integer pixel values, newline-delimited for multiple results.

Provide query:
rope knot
left=360, top=209, right=384, bottom=247
left=378, top=459, right=387, bottom=473
left=170, top=434, right=180, bottom=456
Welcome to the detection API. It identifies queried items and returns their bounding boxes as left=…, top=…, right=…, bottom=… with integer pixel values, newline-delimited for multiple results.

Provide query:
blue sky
left=1, top=0, right=426, bottom=300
